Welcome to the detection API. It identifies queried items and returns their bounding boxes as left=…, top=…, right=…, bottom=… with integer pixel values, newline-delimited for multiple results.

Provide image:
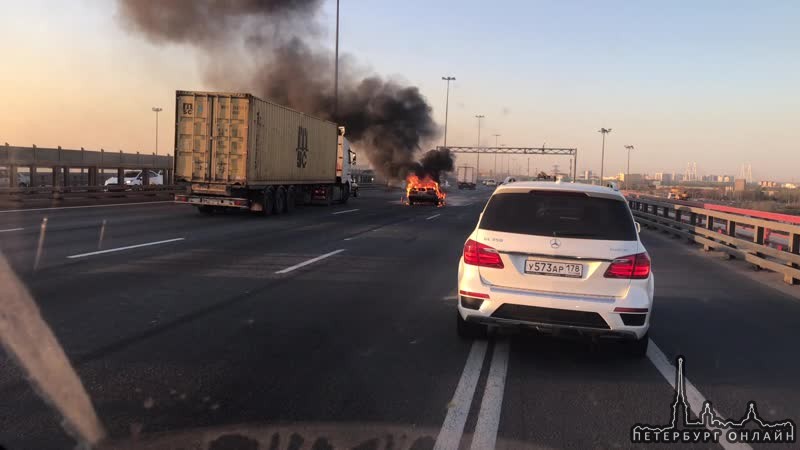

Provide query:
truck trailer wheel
left=261, top=187, right=276, bottom=216
left=275, top=186, right=286, bottom=215
left=284, top=186, right=296, bottom=213
left=340, top=183, right=350, bottom=205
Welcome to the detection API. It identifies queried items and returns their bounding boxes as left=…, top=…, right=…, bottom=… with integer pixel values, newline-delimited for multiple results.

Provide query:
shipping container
left=173, top=91, right=354, bottom=215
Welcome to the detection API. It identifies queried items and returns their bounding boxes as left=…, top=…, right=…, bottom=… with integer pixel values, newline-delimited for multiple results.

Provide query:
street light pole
left=152, top=107, right=163, bottom=156
left=598, top=128, right=612, bottom=184
left=624, top=145, right=635, bottom=189
left=442, top=76, right=455, bottom=148
left=475, top=115, right=485, bottom=177
left=333, top=0, right=340, bottom=120
left=492, top=134, right=500, bottom=176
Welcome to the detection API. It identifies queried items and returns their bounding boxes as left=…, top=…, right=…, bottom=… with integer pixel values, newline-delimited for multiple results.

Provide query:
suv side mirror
left=635, top=222, right=641, bottom=234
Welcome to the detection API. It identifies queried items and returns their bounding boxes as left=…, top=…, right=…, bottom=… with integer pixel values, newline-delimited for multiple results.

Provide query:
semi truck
left=172, top=91, right=354, bottom=215
left=457, top=166, right=476, bottom=190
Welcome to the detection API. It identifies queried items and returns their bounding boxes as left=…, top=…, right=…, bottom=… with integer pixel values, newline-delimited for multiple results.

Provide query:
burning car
left=406, top=174, right=446, bottom=206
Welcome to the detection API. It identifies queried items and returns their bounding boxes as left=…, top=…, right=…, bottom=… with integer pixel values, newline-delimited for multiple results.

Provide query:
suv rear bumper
left=457, top=263, right=653, bottom=340
left=464, top=315, right=640, bottom=340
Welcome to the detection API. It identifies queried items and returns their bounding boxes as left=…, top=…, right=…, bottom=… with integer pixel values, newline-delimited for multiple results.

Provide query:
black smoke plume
left=409, top=148, right=454, bottom=183
left=117, top=0, right=452, bottom=181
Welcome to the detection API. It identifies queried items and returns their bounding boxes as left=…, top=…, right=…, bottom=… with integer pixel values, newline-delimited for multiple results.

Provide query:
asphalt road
left=0, top=188, right=798, bottom=450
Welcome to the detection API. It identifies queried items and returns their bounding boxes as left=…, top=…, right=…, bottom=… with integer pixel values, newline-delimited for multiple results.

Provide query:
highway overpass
left=0, top=188, right=798, bottom=449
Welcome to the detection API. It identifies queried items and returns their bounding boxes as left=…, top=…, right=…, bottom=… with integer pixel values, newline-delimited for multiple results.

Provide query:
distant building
left=783, top=183, right=798, bottom=189
left=620, top=173, right=644, bottom=185
left=734, top=179, right=747, bottom=192
left=657, top=172, right=673, bottom=184
left=583, top=170, right=593, bottom=180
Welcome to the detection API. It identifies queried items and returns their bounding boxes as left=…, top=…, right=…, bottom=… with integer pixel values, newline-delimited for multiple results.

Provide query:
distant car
left=456, top=181, right=653, bottom=356
left=0, top=171, right=31, bottom=187
left=408, top=186, right=443, bottom=206
left=17, top=173, right=30, bottom=187
left=499, top=176, right=518, bottom=185
left=105, top=170, right=164, bottom=186
left=485, top=179, right=497, bottom=187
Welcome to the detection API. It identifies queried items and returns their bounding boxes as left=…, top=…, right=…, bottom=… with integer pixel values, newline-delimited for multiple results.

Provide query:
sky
left=2, top=0, right=799, bottom=181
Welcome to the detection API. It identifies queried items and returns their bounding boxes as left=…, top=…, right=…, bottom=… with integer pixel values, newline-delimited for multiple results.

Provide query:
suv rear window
left=479, top=191, right=637, bottom=240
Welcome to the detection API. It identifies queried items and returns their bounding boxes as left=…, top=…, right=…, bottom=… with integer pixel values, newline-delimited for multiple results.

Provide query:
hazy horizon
left=2, top=0, right=798, bottom=181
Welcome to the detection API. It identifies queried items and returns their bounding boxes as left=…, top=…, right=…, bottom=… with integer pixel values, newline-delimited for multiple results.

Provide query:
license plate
left=525, top=259, right=583, bottom=278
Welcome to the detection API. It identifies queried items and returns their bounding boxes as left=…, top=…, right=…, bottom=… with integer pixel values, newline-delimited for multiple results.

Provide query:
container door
left=175, top=93, right=211, bottom=182
left=209, top=96, right=248, bottom=184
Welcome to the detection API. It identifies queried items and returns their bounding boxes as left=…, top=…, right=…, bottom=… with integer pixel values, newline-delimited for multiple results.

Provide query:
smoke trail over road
left=118, top=0, right=450, bottom=180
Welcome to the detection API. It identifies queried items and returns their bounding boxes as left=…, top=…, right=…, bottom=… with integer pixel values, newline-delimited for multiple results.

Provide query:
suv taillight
left=604, top=252, right=651, bottom=279
left=463, top=239, right=504, bottom=269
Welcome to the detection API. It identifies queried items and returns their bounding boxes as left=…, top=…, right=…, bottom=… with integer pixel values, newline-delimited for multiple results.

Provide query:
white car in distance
left=456, top=181, right=653, bottom=356
left=105, top=170, right=164, bottom=186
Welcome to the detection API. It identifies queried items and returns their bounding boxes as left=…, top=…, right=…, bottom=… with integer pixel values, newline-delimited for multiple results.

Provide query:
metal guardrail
left=0, top=185, right=186, bottom=203
left=628, top=195, right=800, bottom=285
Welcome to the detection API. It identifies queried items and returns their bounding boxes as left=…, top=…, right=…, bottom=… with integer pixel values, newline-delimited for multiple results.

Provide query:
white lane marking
left=426, top=213, right=441, bottom=220
left=0, top=201, right=175, bottom=214
left=66, top=238, right=185, bottom=259
left=332, top=209, right=359, bottom=215
left=433, top=340, right=488, bottom=450
left=0, top=228, right=24, bottom=233
left=470, top=339, right=510, bottom=450
left=275, top=249, right=346, bottom=274
left=647, top=340, right=752, bottom=450
left=343, top=237, right=354, bottom=241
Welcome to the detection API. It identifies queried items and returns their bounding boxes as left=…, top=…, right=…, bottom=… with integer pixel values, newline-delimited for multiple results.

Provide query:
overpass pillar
left=51, top=167, right=59, bottom=187
left=63, top=167, right=70, bottom=187
left=29, top=166, right=37, bottom=187
left=117, top=168, right=124, bottom=186
left=8, top=165, right=17, bottom=187
left=88, top=167, right=97, bottom=186
left=142, top=168, right=150, bottom=186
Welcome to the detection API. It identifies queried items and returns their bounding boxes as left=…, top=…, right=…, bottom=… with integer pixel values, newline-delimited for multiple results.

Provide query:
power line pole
left=151, top=107, right=162, bottom=156
left=598, top=128, right=612, bottom=184
left=475, top=115, right=485, bottom=177
left=442, top=76, right=455, bottom=149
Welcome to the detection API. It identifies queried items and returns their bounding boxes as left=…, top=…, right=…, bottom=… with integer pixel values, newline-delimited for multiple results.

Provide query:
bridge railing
left=627, top=194, right=800, bottom=285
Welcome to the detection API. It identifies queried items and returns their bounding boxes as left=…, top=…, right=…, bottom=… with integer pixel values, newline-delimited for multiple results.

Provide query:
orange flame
left=406, top=174, right=446, bottom=201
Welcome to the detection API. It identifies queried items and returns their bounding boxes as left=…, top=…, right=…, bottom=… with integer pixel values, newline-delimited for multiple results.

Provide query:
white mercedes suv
left=456, top=181, right=654, bottom=356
